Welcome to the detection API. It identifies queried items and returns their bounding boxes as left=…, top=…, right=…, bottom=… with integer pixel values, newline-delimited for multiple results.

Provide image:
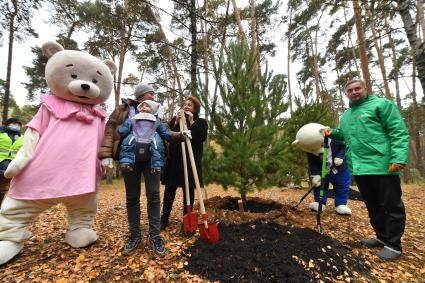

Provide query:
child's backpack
left=129, top=107, right=160, bottom=162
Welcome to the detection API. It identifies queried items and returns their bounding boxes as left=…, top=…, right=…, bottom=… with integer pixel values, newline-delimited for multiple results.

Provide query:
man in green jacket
left=324, top=79, right=409, bottom=260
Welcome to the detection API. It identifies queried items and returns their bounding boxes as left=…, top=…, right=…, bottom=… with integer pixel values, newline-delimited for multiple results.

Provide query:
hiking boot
left=377, top=246, right=402, bottom=260
left=149, top=235, right=165, bottom=257
left=120, top=164, right=133, bottom=173
left=360, top=238, right=385, bottom=248
left=123, top=234, right=141, bottom=255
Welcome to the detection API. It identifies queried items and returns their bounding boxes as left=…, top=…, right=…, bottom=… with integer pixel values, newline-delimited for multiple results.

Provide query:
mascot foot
left=336, top=205, right=352, bottom=215
left=65, top=228, right=97, bottom=248
left=309, top=202, right=325, bottom=212
left=0, top=240, right=24, bottom=265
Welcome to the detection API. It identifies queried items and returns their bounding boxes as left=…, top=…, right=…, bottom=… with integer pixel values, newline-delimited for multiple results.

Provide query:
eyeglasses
left=346, top=86, right=364, bottom=94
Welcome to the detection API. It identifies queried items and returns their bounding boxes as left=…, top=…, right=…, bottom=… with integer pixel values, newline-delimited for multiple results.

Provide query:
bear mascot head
left=292, top=123, right=328, bottom=156
left=0, top=41, right=117, bottom=266
left=43, top=41, right=116, bottom=105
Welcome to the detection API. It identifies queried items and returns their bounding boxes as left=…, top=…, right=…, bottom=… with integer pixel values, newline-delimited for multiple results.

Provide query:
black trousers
left=122, top=162, right=161, bottom=238
left=354, top=175, right=406, bottom=251
left=161, top=185, right=195, bottom=224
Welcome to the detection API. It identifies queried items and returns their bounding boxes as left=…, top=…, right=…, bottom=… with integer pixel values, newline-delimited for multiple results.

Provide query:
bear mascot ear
left=103, top=59, right=117, bottom=75
left=42, top=41, right=65, bottom=59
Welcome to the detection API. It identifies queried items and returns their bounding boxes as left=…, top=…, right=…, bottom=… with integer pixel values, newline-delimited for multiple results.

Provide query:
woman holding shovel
left=160, top=96, right=208, bottom=231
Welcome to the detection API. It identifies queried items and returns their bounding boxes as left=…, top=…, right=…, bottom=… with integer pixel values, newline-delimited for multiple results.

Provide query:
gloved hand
left=320, top=128, right=332, bottom=136
left=388, top=163, right=405, bottom=172
left=311, top=175, right=321, bottom=187
left=182, top=130, right=192, bottom=140
left=101, top=158, right=113, bottom=168
left=334, top=157, right=343, bottom=166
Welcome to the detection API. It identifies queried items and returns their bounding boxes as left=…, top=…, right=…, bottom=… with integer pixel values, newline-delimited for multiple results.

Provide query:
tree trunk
left=343, top=2, right=360, bottom=76
left=145, top=3, right=183, bottom=101
left=190, top=0, right=197, bottom=95
left=231, top=0, right=248, bottom=43
left=287, top=6, right=293, bottom=114
left=352, top=0, right=372, bottom=93
left=411, top=55, right=425, bottom=177
left=3, top=0, right=18, bottom=122
left=396, top=0, right=425, bottom=95
left=307, top=32, right=322, bottom=102
left=364, top=1, right=392, bottom=99
left=417, top=0, right=425, bottom=38
left=115, top=0, right=129, bottom=108
left=250, top=0, right=261, bottom=83
left=200, top=0, right=210, bottom=124
left=385, top=14, right=402, bottom=108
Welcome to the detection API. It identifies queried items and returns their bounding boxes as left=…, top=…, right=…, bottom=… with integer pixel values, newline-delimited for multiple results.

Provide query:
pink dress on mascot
left=0, top=41, right=117, bottom=265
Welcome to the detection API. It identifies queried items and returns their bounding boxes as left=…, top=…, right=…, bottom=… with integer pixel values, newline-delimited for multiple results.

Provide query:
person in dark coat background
left=160, top=96, right=208, bottom=230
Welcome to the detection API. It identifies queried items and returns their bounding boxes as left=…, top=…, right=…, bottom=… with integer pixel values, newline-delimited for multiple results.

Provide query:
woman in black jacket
left=160, top=96, right=208, bottom=230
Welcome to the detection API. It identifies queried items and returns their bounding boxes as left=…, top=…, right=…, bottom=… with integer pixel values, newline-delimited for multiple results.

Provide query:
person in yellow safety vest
left=0, top=118, right=24, bottom=203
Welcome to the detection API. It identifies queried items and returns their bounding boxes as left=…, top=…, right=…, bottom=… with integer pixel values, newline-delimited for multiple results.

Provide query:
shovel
left=179, top=110, right=198, bottom=234
left=181, top=110, right=219, bottom=244
left=293, top=185, right=315, bottom=208
left=317, top=136, right=329, bottom=233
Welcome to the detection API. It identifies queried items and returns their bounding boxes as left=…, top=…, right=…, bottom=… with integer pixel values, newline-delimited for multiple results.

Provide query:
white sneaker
left=336, top=205, right=352, bottom=215
left=309, top=202, right=326, bottom=212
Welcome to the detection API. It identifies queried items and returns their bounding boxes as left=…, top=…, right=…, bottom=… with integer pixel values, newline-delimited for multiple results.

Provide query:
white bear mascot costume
left=0, top=41, right=117, bottom=265
left=293, top=123, right=352, bottom=215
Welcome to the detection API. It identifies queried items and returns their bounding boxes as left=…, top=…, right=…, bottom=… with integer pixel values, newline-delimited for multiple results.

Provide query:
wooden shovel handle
left=180, top=110, right=208, bottom=228
left=178, top=110, right=191, bottom=207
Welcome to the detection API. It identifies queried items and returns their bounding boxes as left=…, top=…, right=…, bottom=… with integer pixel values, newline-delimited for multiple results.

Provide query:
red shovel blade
left=183, top=211, right=198, bottom=234
left=198, top=223, right=219, bottom=244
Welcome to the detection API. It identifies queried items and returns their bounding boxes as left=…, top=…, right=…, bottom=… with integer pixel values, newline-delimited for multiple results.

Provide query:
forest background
left=0, top=0, right=424, bottom=201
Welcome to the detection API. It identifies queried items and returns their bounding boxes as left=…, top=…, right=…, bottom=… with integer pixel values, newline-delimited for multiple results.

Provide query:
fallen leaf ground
left=0, top=180, right=424, bottom=282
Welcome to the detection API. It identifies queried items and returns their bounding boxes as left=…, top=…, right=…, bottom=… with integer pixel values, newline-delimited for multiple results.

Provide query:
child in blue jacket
left=118, top=100, right=184, bottom=174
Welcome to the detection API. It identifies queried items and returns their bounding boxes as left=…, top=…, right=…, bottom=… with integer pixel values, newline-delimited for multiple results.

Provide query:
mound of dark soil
left=205, top=196, right=283, bottom=213
left=185, top=221, right=368, bottom=282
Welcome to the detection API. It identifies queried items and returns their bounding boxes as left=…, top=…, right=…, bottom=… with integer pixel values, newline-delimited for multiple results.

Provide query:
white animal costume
left=293, top=123, right=352, bottom=215
left=0, top=41, right=117, bottom=265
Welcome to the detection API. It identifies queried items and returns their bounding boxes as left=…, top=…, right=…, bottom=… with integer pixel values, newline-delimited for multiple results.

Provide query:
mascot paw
left=65, top=228, right=97, bottom=248
left=336, top=205, right=352, bottom=215
left=0, top=241, right=24, bottom=265
left=309, top=202, right=325, bottom=212
left=4, top=164, right=21, bottom=179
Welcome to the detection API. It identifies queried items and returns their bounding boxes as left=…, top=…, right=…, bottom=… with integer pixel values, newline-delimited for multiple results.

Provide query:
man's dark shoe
left=123, top=235, right=141, bottom=255
left=149, top=235, right=165, bottom=257
left=377, top=246, right=402, bottom=260
left=160, top=221, right=168, bottom=231
left=360, top=238, right=385, bottom=248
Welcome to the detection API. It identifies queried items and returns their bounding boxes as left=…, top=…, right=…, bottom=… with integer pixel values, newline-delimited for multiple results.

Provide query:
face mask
left=8, top=125, right=21, bottom=132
